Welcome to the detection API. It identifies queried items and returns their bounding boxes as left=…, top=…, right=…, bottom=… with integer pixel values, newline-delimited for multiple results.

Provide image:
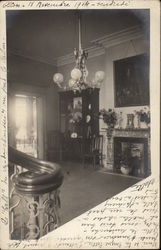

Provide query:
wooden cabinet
left=59, top=88, right=99, bottom=160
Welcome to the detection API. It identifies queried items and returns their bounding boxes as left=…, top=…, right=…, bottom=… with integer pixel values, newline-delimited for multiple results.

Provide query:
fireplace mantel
left=102, top=127, right=151, bottom=177
left=114, top=128, right=149, bottom=132
left=101, top=127, right=150, bottom=138
left=114, top=128, right=150, bottom=138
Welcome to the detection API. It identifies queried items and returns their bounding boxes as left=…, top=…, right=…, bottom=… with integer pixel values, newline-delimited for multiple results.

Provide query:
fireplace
left=114, top=137, right=148, bottom=178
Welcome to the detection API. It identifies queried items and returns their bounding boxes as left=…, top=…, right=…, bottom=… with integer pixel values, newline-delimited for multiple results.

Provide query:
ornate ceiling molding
left=56, top=25, right=144, bottom=67
left=91, top=25, right=143, bottom=49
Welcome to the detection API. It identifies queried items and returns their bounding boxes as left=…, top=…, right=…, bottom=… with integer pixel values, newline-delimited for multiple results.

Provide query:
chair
left=82, top=135, right=103, bottom=168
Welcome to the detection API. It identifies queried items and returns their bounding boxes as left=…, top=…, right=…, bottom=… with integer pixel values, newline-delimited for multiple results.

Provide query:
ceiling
left=6, top=9, right=149, bottom=65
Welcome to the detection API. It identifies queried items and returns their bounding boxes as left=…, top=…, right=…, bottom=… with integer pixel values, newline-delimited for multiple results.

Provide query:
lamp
left=53, top=13, right=105, bottom=92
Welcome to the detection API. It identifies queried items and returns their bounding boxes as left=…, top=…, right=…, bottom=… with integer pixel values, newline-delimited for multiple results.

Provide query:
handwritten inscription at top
left=2, top=0, right=130, bottom=9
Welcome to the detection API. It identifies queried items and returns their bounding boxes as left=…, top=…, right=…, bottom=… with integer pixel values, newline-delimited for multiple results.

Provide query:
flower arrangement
left=136, top=109, right=150, bottom=125
left=99, top=108, right=117, bottom=128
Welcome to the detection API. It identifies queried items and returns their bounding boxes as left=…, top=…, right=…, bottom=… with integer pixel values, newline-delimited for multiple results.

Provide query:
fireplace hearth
left=114, top=137, right=148, bottom=177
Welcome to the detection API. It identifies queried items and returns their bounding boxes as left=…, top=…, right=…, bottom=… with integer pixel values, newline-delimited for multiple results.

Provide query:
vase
left=140, top=121, right=147, bottom=129
left=137, top=115, right=141, bottom=128
left=120, top=165, right=132, bottom=175
left=126, top=114, right=134, bottom=129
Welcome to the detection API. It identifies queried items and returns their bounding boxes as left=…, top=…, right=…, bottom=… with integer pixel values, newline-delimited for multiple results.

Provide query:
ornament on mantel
left=118, top=111, right=123, bottom=129
left=135, top=107, right=150, bottom=129
left=126, top=114, right=134, bottom=129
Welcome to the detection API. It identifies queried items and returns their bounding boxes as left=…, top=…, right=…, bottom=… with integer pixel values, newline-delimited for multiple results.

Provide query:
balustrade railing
left=9, top=146, right=64, bottom=240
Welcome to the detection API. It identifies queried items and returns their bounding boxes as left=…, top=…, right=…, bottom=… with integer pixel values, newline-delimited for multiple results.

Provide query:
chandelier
left=53, top=13, right=105, bottom=92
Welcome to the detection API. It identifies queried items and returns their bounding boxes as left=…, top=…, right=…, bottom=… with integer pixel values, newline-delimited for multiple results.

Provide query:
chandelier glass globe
left=95, top=71, right=105, bottom=83
left=53, top=73, right=64, bottom=85
left=71, top=68, right=82, bottom=81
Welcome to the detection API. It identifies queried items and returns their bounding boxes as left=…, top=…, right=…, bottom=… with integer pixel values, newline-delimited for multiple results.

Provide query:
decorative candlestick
left=118, top=112, right=123, bottom=129
left=126, top=114, right=134, bottom=129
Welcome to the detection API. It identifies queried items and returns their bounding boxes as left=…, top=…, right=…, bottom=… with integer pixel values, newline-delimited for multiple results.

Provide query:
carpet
left=59, top=162, right=140, bottom=225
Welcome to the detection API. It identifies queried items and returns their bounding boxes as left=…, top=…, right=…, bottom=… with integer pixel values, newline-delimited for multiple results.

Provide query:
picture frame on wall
left=114, top=53, right=150, bottom=107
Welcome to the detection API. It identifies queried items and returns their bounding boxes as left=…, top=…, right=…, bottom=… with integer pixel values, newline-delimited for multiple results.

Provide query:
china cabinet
left=58, top=88, right=99, bottom=160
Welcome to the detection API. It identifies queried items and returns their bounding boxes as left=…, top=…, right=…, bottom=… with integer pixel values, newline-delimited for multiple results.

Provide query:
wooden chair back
left=91, top=135, right=103, bottom=154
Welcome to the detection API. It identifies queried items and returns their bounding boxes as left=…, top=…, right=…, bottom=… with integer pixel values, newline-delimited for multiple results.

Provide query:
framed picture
left=114, top=54, right=149, bottom=107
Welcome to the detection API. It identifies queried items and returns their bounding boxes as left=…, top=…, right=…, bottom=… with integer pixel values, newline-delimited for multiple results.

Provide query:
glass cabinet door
left=67, top=96, right=83, bottom=138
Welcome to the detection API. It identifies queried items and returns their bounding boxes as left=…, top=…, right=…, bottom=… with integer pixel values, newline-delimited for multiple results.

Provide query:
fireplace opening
left=114, top=137, right=148, bottom=178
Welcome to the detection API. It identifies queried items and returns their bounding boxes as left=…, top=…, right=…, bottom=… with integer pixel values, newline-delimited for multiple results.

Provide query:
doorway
left=14, top=94, right=38, bottom=157
left=9, top=93, right=45, bottom=159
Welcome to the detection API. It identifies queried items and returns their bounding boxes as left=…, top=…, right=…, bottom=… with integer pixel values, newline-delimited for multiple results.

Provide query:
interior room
left=7, top=9, right=150, bottom=240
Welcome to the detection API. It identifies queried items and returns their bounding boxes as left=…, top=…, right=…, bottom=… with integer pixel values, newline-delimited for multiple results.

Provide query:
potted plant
left=99, top=108, right=117, bottom=128
left=120, top=145, right=133, bottom=175
left=136, top=108, right=150, bottom=128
